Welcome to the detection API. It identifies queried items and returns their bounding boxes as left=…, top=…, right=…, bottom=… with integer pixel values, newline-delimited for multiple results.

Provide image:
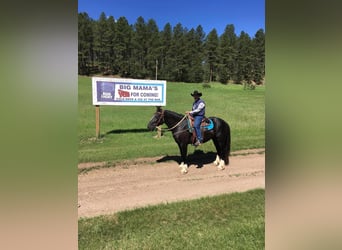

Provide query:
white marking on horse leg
left=213, top=155, right=220, bottom=165
left=217, top=159, right=225, bottom=170
left=180, top=163, right=188, bottom=174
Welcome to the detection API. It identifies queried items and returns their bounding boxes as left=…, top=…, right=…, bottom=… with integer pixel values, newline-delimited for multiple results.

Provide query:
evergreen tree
left=252, top=29, right=265, bottom=84
left=159, top=23, right=173, bottom=80
left=185, top=26, right=205, bottom=82
left=106, top=15, right=116, bottom=74
left=77, top=11, right=265, bottom=83
left=169, top=23, right=186, bottom=82
left=182, top=28, right=195, bottom=82
left=114, top=17, right=132, bottom=77
left=145, top=19, right=161, bottom=79
left=192, top=25, right=206, bottom=82
left=131, top=16, right=148, bottom=78
left=93, top=12, right=112, bottom=73
left=78, top=12, right=94, bottom=75
left=236, top=31, right=253, bottom=85
left=218, top=24, right=237, bottom=83
left=204, top=29, right=219, bottom=82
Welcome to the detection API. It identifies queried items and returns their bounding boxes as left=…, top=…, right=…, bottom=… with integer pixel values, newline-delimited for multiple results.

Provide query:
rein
left=157, top=111, right=189, bottom=132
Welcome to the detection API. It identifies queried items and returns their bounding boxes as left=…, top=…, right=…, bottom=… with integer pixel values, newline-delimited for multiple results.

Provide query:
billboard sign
left=92, top=77, right=166, bottom=106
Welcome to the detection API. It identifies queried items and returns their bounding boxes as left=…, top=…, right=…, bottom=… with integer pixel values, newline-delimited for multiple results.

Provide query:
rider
left=186, top=90, right=205, bottom=146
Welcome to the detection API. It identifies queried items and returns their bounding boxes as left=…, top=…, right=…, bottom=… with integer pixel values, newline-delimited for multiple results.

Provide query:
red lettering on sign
left=118, top=89, right=130, bottom=97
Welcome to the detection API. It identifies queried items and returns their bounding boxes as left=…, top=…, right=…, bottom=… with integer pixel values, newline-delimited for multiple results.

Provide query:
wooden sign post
left=95, top=105, right=100, bottom=139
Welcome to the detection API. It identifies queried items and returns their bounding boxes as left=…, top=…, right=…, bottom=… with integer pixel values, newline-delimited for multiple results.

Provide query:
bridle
left=154, top=110, right=189, bottom=132
left=155, top=110, right=165, bottom=126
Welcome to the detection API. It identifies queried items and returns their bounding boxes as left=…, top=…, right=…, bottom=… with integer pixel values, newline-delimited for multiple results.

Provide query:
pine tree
left=145, top=19, right=161, bottom=79
left=114, top=17, right=132, bottom=77
left=182, top=28, right=195, bottom=82
left=236, top=31, right=253, bottom=85
left=185, top=26, right=205, bottom=82
left=93, top=12, right=112, bottom=73
left=252, top=29, right=265, bottom=84
left=218, top=24, right=237, bottom=84
left=192, top=25, right=206, bottom=82
left=159, top=23, right=173, bottom=80
left=106, top=15, right=116, bottom=74
left=131, top=16, right=148, bottom=78
left=169, top=23, right=186, bottom=82
left=204, top=29, right=219, bottom=82
left=77, top=11, right=265, bottom=84
left=78, top=12, right=94, bottom=75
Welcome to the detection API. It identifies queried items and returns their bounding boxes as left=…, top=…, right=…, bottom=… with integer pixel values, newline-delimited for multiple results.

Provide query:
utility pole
left=155, top=59, right=163, bottom=138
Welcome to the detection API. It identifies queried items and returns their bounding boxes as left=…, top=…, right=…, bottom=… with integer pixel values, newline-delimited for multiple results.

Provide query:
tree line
left=78, top=12, right=265, bottom=84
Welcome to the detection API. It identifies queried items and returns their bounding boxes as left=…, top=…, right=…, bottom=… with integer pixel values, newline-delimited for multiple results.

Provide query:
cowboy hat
left=190, top=90, right=202, bottom=97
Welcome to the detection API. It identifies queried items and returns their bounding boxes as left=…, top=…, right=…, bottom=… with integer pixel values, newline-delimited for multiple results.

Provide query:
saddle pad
left=201, top=119, right=214, bottom=130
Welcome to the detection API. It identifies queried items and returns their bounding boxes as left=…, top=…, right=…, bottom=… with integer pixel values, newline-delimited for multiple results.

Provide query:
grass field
left=78, top=189, right=265, bottom=249
left=78, top=76, right=265, bottom=163
left=78, top=76, right=265, bottom=248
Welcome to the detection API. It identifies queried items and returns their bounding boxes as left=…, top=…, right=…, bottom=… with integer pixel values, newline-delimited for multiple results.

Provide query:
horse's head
left=147, top=106, right=164, bottom=131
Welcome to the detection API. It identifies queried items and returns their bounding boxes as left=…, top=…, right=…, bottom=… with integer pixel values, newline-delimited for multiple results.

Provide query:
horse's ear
left=156, top=106, right=162, bottom=112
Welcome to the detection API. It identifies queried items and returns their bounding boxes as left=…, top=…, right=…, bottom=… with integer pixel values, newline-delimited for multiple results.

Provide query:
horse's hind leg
left=212, top=138, right=225, bottom=170
left=213, top=155, right=220, bottom=166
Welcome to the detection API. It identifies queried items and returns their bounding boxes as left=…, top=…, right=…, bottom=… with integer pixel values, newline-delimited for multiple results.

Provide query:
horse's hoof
left=180, top=164, right=188, bottom=174
left=217, top=164, right=225, bottom=170
left=217, top=160, right=225, bottom=170
left=213, top=155, right=220, bottom=166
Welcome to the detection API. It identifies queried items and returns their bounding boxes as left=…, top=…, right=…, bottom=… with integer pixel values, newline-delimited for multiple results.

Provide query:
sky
left=78, top=0, right=265, bottom=37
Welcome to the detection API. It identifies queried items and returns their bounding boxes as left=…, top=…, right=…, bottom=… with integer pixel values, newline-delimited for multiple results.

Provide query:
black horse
left=147, top=107, right=230, bottom=173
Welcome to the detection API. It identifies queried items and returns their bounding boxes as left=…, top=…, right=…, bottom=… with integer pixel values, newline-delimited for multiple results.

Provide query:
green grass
left=79, top=76, right=265, bottom=163
left=78, top=189, right=265, bottom=250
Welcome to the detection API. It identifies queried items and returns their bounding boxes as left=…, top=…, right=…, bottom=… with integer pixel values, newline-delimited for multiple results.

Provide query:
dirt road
left=78, top=149, right=265, bottom=218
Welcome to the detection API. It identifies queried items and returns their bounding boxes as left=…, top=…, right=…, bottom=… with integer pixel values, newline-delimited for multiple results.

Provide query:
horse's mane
left=164, top=109, right=184, bottom=119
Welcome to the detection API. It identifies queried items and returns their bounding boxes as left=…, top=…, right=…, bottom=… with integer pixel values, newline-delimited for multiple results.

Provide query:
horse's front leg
left=177, top=143, right=188, bottom=174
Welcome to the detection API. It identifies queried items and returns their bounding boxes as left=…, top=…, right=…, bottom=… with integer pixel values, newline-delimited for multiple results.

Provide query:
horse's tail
left=224, top=122, right=231, bottom=165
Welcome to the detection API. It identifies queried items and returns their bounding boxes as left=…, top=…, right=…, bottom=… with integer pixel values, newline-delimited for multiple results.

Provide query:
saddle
left=187, top=115, right=214, bottom=144
left=188, top=116, right=211, bottom=128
